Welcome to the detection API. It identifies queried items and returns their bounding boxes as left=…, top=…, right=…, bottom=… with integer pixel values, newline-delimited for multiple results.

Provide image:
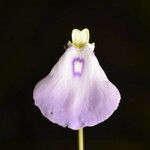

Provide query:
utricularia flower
left=33, top=28, right=121, bottom=130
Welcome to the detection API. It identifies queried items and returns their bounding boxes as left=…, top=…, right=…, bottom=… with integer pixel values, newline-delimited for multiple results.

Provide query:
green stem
left=78, top=128, right=84, bottom=150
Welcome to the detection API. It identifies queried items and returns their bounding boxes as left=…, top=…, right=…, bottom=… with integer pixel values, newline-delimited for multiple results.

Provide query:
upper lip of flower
left=71, top=28, right=90, bottom=48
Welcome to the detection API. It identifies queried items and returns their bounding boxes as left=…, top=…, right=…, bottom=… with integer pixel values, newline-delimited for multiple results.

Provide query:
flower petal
left=33, top=45, right=121, bottom=130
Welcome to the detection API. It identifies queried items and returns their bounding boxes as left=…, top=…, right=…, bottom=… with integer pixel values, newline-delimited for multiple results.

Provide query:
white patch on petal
left=74, top=61, right=82, bottom=73
left=72, top=57, right=84, bottom=77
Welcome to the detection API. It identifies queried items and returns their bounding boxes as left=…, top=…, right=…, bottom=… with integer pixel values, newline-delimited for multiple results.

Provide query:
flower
left=33, top=28, right=121, bottom=130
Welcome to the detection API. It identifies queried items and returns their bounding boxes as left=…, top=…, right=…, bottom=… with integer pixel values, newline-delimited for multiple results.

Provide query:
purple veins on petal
left=76, top=80, right=120, bottom=128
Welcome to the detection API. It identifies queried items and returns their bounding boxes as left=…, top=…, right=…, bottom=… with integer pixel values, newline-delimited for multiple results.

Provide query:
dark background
left=0, top=0, right=150, bottom=149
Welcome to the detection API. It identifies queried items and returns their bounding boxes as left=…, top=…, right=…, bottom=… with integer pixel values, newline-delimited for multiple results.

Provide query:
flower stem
left=78, top=128, right=84, bottom=150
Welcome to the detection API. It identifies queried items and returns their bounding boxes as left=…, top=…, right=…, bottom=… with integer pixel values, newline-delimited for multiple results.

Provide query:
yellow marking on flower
left=72, top=28, right=89, bottom=48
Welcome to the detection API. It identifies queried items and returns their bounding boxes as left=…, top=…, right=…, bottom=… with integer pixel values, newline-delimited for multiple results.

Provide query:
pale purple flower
left=33, top=29, right=121, bottom=130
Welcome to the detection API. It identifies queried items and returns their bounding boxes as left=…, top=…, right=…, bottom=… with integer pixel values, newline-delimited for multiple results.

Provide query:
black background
left=0, top=0, right=150, bottom=149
